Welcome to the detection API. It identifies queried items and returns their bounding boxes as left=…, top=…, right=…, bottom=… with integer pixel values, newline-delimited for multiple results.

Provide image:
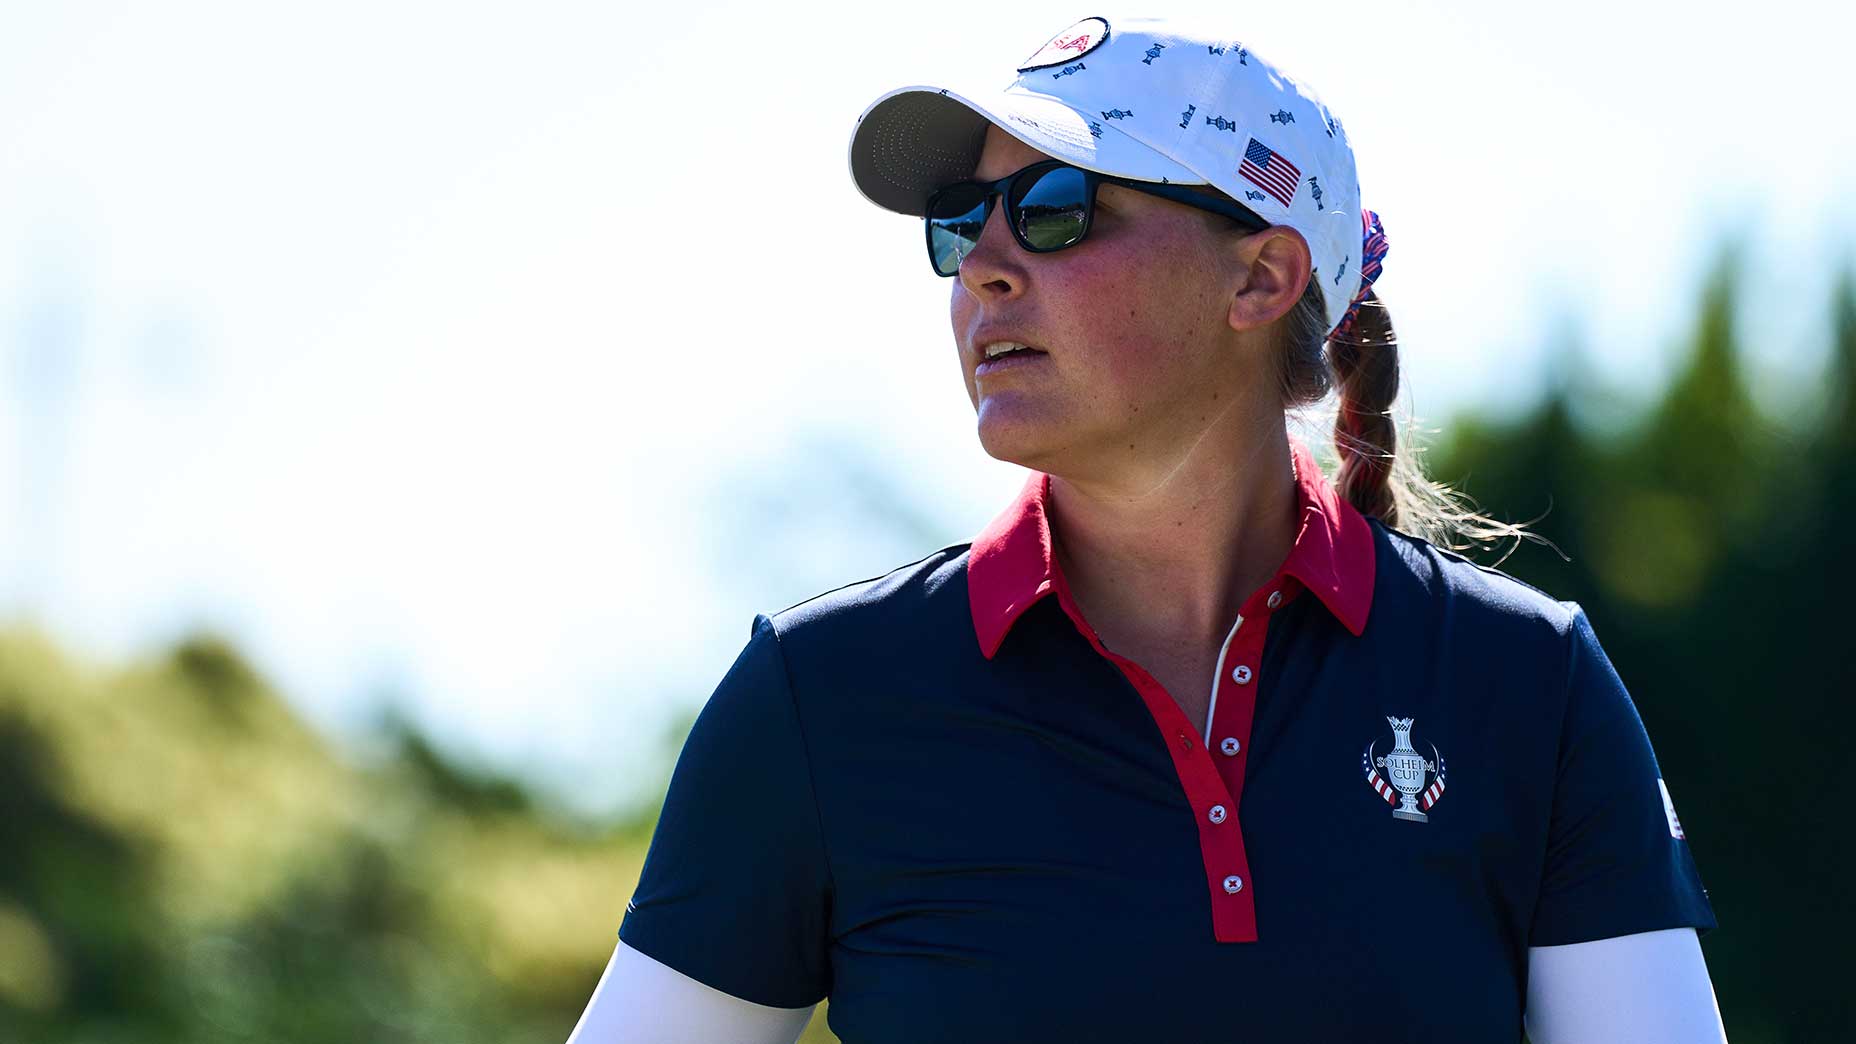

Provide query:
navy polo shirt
left=619, top=437, right=1717, bottom=1043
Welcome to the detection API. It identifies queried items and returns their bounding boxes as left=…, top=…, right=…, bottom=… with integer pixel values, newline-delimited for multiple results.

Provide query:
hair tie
left=1330, top=208, right=1389, bottom=340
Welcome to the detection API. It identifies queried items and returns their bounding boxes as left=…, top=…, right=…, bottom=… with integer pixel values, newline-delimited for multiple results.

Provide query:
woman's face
left=950, top=123, right=1307, bottom=480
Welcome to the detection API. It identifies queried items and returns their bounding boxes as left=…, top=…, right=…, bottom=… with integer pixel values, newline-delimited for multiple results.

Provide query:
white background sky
left=1, top=1, right=1850, bottom=815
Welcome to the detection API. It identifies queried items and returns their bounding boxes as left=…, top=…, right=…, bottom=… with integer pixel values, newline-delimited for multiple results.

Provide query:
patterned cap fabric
left=848, top=14, right=1384, bottom=342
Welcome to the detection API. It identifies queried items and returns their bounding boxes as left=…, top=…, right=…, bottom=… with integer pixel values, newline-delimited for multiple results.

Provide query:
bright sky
left=1, top=1, right=1849, bottom=814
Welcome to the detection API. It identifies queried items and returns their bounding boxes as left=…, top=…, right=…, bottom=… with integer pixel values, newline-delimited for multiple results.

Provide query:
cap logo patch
left=1018, top=17, right=1110, bottom=72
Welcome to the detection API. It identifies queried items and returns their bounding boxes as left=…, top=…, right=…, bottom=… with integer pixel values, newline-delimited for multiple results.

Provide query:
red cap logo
left=1018, top=17, right=1110, bottom=73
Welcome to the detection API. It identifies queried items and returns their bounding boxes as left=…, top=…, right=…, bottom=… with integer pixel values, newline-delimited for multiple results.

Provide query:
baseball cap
left=847, top=14, right=1388, bottom=342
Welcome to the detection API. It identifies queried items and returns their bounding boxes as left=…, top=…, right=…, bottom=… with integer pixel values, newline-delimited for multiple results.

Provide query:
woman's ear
left=1226, top=226, right=1312, bottom=334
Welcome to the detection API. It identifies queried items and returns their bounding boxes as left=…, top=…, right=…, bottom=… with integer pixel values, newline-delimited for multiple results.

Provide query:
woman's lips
left=975, top=350, right=1048, bottom=378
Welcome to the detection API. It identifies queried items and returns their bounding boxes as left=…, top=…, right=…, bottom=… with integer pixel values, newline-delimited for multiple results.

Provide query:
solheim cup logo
left=1362, top=716, right=1447, bottom=823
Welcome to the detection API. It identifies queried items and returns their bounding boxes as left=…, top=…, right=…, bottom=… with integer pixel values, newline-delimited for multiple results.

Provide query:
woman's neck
left=1048, top=423, right=1299, bottom=651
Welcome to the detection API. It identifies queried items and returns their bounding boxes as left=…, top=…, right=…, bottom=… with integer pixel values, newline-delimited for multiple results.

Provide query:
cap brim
left=849, top=83, right=1204, bottom=217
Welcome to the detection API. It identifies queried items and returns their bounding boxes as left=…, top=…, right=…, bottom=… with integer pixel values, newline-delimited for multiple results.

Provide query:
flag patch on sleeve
left=1657, top=777, right=1686, bottom=840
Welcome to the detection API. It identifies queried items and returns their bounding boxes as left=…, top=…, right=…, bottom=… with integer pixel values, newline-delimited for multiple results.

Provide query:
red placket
left=968, top=439, right=1376, bottom=941
left=1050, top=558, right=1309, bottom=943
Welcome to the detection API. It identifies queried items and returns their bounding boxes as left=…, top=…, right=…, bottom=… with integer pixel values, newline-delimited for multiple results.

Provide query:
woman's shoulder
left=759, top=541, right=977, bottom=657
left=1365, top=518, right=1584, bottom=639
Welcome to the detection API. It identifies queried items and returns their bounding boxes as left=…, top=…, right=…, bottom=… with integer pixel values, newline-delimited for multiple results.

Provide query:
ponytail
left=1325, top=289, right=1401, bottom=526
left=1277, top=276, right=1545, bottom=561
left=1184, top=182, right=1548, bottom=560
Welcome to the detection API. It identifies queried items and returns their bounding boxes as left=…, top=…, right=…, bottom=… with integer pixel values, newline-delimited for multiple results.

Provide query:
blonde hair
left=1168, top=182, right=1551, bottom=562
left=1277, top=276, right=1547, bottom=562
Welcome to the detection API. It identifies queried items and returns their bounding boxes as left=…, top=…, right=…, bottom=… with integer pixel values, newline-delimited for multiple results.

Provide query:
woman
left=569, top=16, right=1724, bottom=1044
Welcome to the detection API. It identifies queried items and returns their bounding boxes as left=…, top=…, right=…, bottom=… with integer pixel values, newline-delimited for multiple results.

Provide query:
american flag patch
left=1239, top=138, right=1300, bottom=207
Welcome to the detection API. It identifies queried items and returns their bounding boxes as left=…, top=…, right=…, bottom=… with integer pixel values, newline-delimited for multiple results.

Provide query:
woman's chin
left=975, top=405, right=1065, bottom=470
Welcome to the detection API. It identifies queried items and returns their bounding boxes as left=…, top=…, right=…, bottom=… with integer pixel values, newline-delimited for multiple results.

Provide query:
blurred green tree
left=1434, top=246, right=1854, bottom=1043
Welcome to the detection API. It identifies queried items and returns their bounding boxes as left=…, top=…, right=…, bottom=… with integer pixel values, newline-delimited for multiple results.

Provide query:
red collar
left=967, top=436, right=1377, bottom=659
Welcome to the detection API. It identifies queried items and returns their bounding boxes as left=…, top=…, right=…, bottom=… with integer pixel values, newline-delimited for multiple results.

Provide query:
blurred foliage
left=1427, top=247, right=1853, bottom=1043
left=0, top=628, right=714, bottom=1043
left=0, top=242, right=1846, bottom=1042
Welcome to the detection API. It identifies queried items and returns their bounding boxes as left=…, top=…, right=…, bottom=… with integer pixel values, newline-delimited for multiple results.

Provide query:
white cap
left=848, top=15, right=1388, bottom=341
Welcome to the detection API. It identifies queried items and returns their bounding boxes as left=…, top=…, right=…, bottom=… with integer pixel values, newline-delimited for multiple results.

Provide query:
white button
left=1231, top=664, right=1253, bottom=684
left=1220, top=737, right=1241, bottom=756
left=1223, top=875, right=1244, bottom=894
left=1208, top=804, right=1227, bottom=824
left=1266, top=590, right=1283, bottom=609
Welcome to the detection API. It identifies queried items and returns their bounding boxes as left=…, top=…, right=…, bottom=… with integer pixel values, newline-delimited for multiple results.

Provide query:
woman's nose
left=955, top=198, right=1024, bottom=299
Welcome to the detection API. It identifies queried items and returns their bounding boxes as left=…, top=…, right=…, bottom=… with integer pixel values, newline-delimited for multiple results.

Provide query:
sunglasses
left=925, top=159, right=1271, bottom=277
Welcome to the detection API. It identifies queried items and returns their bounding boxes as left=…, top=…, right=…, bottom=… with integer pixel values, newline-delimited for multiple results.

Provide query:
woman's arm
left=564, top=940, right=816, bottom=1044
left=1524, top=928, right=1727, bottom=1043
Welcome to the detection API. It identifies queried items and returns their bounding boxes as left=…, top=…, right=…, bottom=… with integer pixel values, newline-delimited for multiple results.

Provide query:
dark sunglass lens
left=927, top=186, right=989, bottom=275
left=1013, top=166, right=1089, bottom=250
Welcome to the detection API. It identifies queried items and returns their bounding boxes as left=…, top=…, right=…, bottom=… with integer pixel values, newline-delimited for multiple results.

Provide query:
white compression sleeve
left=571, top=929, right=1725, bottom=1043
left=1524, top=927, right=1727, bottom=1044
left=564, top=940, right=817, bottom=1044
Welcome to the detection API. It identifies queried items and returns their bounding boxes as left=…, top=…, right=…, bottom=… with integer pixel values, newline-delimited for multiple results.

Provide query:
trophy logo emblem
left=1362, top=716, right=1447, bottom=823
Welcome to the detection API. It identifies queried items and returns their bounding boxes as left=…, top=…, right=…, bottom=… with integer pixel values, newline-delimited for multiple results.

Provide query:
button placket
left=1196, top=573, right=1284, bottom=940
left=1087, top=621, right=1250, bottom=942
left=1052, top=541, right=1261, bottom=942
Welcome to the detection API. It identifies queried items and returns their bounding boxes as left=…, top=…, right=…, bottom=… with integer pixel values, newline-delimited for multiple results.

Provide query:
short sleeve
left=618, top=613, right=833, bottom=1007
left=1528, top=605, right=1718, bottom=946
